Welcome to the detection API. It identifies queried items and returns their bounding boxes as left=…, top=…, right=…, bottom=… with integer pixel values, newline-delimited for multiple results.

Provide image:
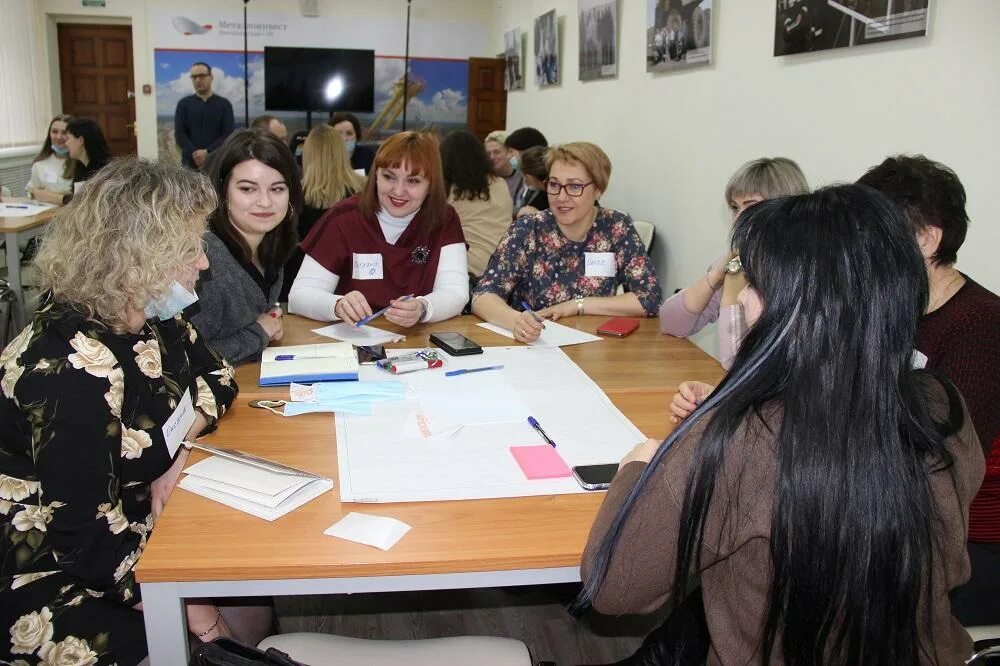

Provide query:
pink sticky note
left=510, top=445, right=572, bottom=480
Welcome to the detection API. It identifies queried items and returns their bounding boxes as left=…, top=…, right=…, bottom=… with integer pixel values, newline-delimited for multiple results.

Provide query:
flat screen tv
left=264, top=46, right=375, bottom=113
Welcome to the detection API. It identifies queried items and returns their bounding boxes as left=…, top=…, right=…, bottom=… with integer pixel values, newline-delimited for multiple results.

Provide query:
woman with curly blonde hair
left=0, top=158, right=270, bottom=665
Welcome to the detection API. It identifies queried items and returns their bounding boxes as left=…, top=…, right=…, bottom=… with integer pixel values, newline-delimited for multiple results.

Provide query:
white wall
left=491, top=1, right=1000, bottom=356
left=37, top=0, right=495, bottom=158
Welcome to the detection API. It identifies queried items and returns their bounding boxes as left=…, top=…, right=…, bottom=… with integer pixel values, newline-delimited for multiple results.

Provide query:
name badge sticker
left=353, top=253, right=384, bottom=280
left=584, top=252, right=616, bottom=277
left=162, top=387, right=197, bottom=457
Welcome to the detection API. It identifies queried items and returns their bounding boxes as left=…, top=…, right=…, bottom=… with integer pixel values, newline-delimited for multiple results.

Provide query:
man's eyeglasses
left=544, top=180, right=594, bottom=197
left=190, top=73, right=211, bottom=80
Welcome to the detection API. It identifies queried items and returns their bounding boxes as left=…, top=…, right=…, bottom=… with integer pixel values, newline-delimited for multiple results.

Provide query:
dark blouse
left=473, top=207, right=662, bottom=315
left=0, top=295, right=237, bottom=664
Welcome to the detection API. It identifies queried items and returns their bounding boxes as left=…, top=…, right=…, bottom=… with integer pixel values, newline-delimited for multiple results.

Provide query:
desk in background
left=0, top=201, right=58, bottom=329
left=137, top=314, right=725, bottom=664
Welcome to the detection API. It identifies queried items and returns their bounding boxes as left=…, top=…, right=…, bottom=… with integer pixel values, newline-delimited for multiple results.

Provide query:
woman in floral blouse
left=472, top=142, right=661, bottom=343
left=0, top=159, right=269, bottom=665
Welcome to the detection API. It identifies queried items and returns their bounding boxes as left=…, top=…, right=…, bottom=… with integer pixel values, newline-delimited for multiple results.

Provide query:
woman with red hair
left=289, top=131, right=468, bottom=326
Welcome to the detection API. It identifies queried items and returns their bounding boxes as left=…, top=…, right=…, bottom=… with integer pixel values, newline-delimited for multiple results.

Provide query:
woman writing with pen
left=288, top=131, right=469, bottom=327
left=191, top=129, right=302, bottom=365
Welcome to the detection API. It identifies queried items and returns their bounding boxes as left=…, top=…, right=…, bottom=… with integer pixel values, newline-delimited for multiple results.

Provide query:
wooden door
left=466, top=57, right=507, bottom=142
left=58, top=24, right=137, bottom=156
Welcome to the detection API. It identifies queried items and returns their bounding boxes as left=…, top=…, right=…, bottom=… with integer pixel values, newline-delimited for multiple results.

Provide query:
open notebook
left=178, top=443, right=333, bottom=521
left=259, top=342, right=359, bottom=386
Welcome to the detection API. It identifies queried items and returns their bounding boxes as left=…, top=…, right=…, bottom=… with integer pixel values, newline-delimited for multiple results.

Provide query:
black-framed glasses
left=544, top=180, right=594, bottom=197
left=190, top=73, right=211, bottom=80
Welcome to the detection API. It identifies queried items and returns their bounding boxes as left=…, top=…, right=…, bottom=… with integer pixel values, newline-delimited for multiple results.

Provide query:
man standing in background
left=174, top=62, right=235, bottom=168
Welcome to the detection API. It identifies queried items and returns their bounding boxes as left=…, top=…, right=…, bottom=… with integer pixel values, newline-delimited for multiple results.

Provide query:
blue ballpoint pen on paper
left=355, top=294, right=415, bottom=327
left=444, top=364, right=504, bottom=377
left=527, top=416, right=556, bottom=448
left=274, top=354, right=296, bottom=361
left=520, top=301, right=546, bottom=327
left=6, top=205, right=29, bottom=209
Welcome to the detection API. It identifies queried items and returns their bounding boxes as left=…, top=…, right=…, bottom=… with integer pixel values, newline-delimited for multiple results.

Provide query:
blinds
left=0, top=0, right=50, bottom=152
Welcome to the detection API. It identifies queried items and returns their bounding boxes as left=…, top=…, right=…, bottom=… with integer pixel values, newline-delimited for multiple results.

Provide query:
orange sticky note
left=510, top=445, right=572, bottom=480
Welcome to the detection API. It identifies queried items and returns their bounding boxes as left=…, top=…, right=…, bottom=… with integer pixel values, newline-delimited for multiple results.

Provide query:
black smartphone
left=356, top=344, right=387, bottom=364
left=572, top=464, right=619, bottom=491
left=429, top=332, right=483, bottom=356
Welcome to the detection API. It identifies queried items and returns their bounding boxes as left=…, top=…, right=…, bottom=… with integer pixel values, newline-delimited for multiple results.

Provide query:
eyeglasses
left=190, top=73, right=211, bottom=80
left=544, top=180, right=594, bottom=197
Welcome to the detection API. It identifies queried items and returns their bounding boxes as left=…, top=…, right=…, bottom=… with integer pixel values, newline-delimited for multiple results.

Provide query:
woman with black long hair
left=577, top=184, right=983, bottom=664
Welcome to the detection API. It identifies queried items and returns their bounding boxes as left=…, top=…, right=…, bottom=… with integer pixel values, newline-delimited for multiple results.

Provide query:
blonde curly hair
left=35, top=157, right=217, bottom=332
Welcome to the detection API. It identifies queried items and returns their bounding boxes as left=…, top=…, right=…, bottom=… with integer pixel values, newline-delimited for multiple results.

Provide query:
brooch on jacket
left=410, top=246, right=430, bottom=264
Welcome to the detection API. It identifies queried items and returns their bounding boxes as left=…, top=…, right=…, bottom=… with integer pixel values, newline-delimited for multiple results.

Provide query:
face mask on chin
left=144, top=280, right=199, bottom=321
left=52, top=145, right=69, bottom=157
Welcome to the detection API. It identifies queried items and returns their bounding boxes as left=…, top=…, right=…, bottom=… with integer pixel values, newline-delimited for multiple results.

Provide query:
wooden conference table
left=0, top=200, right=59, bottom=329
left=136, top=315, right=725, bottom=664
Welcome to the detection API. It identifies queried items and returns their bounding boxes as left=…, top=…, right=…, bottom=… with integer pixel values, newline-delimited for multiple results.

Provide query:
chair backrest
left=631, top=219, right=655, bottom=254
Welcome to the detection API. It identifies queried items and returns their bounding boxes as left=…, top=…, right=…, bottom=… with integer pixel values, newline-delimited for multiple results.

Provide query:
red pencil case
left=597, top=317, right=640, bottom=337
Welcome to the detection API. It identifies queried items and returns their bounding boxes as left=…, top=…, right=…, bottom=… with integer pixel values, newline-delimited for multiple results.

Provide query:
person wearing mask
left=859, top=155, right=1000, bottom=628
left=61, top=118, right=113, bottom=204
left=329, top=111, right=375, bottom=175
left=26, top=115, right=75, bottom=204
left=485, top=130, right=522, bottom=202
left=472, top=142, right=661, bottom=342
left=660, top=157, right=809, bottom=371
left=191, top=130, right=301, bottom=365
left=289, top=131, right=468, bottom=326
left=579, top=185, right=983, bottom=664
left=174, top=61, right=235, bottom=169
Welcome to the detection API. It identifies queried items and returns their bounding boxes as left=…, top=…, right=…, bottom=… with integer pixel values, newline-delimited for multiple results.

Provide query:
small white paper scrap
left=313, top=322, right=405, bottom=346
left=324, top=512, right=412, bottom=550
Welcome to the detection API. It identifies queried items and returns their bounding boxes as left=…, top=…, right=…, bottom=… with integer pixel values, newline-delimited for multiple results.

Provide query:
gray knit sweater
left=190, top=231, right=282, bottom=365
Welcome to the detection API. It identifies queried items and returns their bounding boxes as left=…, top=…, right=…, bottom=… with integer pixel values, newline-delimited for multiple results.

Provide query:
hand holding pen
left=513, top=301, right=545, bottom=344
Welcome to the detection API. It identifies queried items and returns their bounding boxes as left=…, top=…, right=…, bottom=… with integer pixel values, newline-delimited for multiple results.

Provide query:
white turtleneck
left=289, top=207, right=469, bottom=323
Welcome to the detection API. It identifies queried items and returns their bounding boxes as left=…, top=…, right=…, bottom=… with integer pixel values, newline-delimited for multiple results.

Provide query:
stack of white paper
left=476, top=321, right=602, bottom=347
left=178, top=444, right=333, bottom=521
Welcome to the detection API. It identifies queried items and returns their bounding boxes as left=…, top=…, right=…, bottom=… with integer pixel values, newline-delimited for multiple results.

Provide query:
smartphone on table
left=429, top=332, right=483, bottom=356
left=356, top=344, right=387, bottom=364
left=572, top=463, right=619, bottom=491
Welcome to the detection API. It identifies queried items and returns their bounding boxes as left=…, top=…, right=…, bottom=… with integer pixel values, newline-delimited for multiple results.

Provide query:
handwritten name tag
left=584, top=252, right=616, bottom=277
left=162, top=387, right=196, bottom=457
left=353, top=253, right=384, bottom=280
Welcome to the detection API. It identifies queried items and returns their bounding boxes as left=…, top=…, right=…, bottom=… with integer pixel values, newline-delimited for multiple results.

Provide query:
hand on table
left=334, top=291, right=373, bottom=325
left=670, top=381, right=714, bottom=423
left=619, top=437, right=662, bottom=467
left=384, top=296, right=425, bottom=328
left=150, top=447, right=190, bottom=523
left=256, top=307, right=283, bottom=341
left=512, top=310, right=545, bottom=343
left=536, top=300, right=576, bottom=321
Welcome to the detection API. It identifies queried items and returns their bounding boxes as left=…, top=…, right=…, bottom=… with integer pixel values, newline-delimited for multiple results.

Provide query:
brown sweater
left=582, top=379, right=984, bottom=665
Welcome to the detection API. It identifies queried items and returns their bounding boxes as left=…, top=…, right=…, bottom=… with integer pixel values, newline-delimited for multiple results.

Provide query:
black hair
left=857, top=154, right=969, bottom=266
left=439, top=130, right=492, bottom=202
left=329, top=111, right=362, bottom=140
left=505, top=127, right=548, bottom=151
left=66, top=118, right=112, bottom=175
left=575, top=184, right=964, bottom=664
left=518, top=146, right=548, bottom=181
left=191, top=61, right=212, bottom=73
left=207, top=129, right=302, bottom=272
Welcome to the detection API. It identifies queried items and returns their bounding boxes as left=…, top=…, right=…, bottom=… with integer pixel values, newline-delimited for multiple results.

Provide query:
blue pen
left=520, top=301, right=546, bottom=327
left=527, top=416, right=556, bottom=448
left=6, top=205, right=29, bottom=209
left=445, top=364, right=504, bottom=377
left=274, top=354, right=296, bottom=361
left=355, top=294, right=415, bottom=327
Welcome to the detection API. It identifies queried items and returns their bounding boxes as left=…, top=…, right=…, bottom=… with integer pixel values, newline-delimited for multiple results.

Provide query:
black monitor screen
left=264, top=46, right=375, bottom=113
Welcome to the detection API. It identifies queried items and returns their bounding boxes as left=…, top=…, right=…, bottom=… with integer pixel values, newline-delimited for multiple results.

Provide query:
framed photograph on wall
left=534, top=9, right=559, bottom=87
left=504, top=28, right=524, bottom=91
left=646, top=0, right=712, bottom=72
left=774, top=0, right=929, bottom=57
left=579, top=0, right=618, bottom=81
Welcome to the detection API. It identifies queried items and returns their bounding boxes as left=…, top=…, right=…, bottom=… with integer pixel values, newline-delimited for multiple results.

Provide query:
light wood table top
left=0, top=200, right=59, bottom=232
left=235, top=314, right=725, bottom=395
left=137, top=317, right=723, bottom=584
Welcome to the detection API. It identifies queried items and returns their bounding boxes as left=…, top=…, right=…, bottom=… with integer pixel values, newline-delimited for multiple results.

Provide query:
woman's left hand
left=536, top=300, right=577, bottom=321
left=619, top=437, right=661, bottom=467
left=151, top=447, right=190, bottom=522
left=384, top=296, right=425, bottom=328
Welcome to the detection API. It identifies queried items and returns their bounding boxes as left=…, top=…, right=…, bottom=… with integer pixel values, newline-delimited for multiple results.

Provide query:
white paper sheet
left=312, top=322, right=405, bottom=345
left=324, top=512, right=411, bottom=550
left=0, top=202, right=54, bottom=218
left=476, top=321, right=602, bottom=347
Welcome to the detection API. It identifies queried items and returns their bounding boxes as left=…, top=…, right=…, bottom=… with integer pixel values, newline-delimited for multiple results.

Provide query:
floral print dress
left=0, top=295, right=237, bottom=665
left=472, top=207, right=662, bottom=315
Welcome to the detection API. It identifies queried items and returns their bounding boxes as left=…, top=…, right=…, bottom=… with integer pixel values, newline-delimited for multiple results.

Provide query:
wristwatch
left=725, top=256, right=743, bottom=275
left=575, top=296, right=585, bottom=316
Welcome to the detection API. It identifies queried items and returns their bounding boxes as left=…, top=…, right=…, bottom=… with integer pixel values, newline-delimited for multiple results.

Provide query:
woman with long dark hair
left=61, top=118, right=112, bottom=204
left=577, top=184, right=983, bottom=664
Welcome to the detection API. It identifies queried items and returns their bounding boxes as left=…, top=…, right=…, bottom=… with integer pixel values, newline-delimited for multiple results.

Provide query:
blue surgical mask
left=509, top=155, right=519, bottom=170
left=345, top=139, right=356, bottom=156
left=52, top=145, right=69, bottom=157
left=144, top=280, right=199, bottom=321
